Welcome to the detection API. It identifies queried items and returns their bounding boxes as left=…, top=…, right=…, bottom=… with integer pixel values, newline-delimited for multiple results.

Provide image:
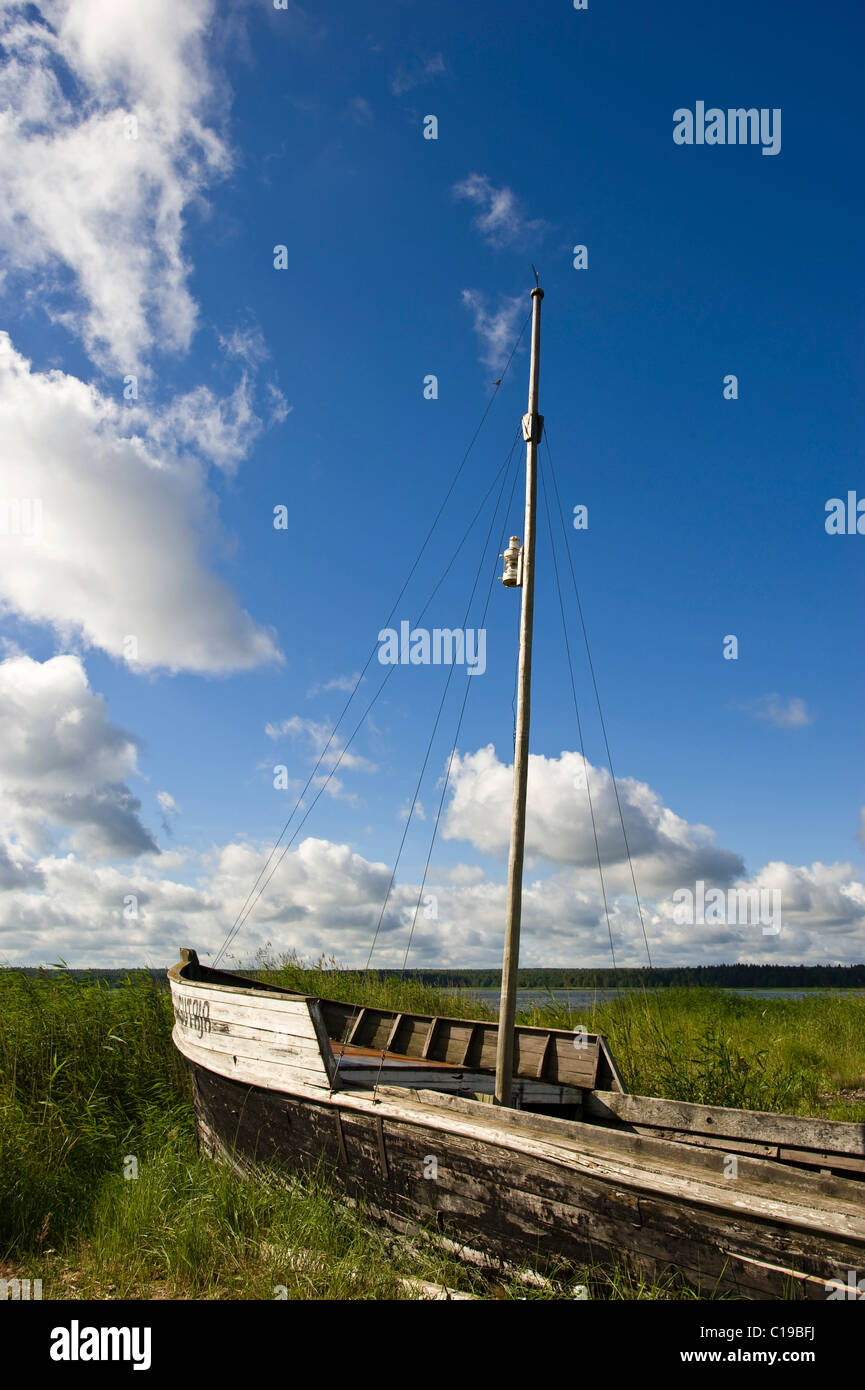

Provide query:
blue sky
left=0, top=0, right=863, bottom=969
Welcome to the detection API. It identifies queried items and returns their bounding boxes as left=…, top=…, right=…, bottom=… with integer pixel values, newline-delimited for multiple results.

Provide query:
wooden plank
left=386, top=1014, right=404, bottom=1051
left=201, top=1019, right=323, bottom=1055
left=536, top=1033, right=552, bottom=1080
left=175, top=1031, right=331, bottom=1091
left=347, top=1008, right=367, bottom=1044
left=343, top=1069, right=582, bottom=1106
left=585, top=1091, right=865, bottom=1157
left=365, top=1087, right=865, bottom=1227
left=170, top=984, right=320, bottom=1040
left=421, top=1018, right=438, bottom=1059
left=460, top=1023, right=480, bottom=1068
left=173, top=1021, right=327, bottom=1072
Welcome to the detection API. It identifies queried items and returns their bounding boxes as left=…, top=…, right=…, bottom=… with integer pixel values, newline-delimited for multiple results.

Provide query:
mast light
left=501, top=536, right=523, bottom=587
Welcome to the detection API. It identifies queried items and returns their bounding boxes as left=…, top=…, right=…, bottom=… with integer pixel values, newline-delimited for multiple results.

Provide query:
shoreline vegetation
left=2, top=957, right=863, bottom=1301
left=8, top=961, right=865, bottom=989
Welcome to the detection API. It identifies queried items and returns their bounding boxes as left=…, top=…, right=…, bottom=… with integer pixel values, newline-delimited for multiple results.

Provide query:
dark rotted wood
left=389, top=1087, right=864, bottom=1212
left=376, top=1115, right=389, bottom=1178
left=190, top=1064, right=865, bottom=1299
left=334, top=1111, right=348, bottom=1165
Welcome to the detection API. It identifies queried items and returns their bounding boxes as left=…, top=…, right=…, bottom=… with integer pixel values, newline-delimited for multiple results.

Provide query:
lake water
left=457, top=987, right=865, bottom=1012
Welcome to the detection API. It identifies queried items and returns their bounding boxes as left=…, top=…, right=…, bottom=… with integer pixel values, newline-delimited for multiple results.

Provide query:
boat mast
left=495, top=283, right=544, bottom=1107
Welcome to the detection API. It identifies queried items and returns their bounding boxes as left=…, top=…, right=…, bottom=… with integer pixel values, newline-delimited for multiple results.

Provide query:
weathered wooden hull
left=169, top=952, right=865, bottom=1299
left=188, top=1064, right=865, bottom=1299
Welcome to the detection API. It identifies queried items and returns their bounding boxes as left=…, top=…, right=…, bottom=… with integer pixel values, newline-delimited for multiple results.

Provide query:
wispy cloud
left=348, top=96, right=373, bottom=124
left=307, top=673, right=362, bottom=698
left=731, top=695, right=814, bottom=729
left=460, top=290, right=524, bottom=371
left=265, top=715, right=376, bottom=772
left=218, top=325, right=270, bottom=368
left=389, top=53, right=446, bottom=96
left=157, top=790, right=181, bottom=837
left=453, top=172, right=546, bottom=248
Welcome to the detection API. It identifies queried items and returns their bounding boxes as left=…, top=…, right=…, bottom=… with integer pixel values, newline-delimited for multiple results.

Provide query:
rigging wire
left=396, top=437, right=523, bottom=978
left=539, top=459, right=618, bottom=972
left=212, top=312, right=531, bottom=968
left=331, top=430, right=523, bottom=1087
left=543, top=426, right=653, bottom=971
left=215, top=425, right=525, bottom=967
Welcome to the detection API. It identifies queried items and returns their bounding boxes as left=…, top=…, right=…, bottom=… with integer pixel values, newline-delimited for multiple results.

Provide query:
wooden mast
left=495, top=284, right=544, bottom=1107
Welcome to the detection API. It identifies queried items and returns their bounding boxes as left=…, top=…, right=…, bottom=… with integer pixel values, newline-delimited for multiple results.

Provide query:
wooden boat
left=170, top=286, right=865, bottom=1298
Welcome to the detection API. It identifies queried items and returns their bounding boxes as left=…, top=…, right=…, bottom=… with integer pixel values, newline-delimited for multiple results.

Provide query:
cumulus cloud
left=0, top=0, right=230, bottom=371
left=1, top=827, right=863, bottom=969
left=0, top=653, right=157, bottom=859
left=442, top=745, right=744, bottom=892
left=453, top=173, right=546, bottom=249
left=0, top=336, right=280, bottom=672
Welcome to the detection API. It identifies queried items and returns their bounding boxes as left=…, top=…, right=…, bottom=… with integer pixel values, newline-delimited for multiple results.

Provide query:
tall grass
left=522, top=986, right=865, bottom=1120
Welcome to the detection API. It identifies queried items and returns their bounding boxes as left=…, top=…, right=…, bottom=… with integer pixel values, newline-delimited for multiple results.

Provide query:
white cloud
left=733, top=694, right=814, bottom=728
left=0, top=652, right=157, bottom=859
left=453, top=173, right=545, bottom=249
left=460, top=290, right=524, bottom=371
left=0, top=0, right=231, bottom=371
left=1, top=828, right=863, bottom=969
left=442, top=745, right=744, bottom=892
left=0, top=336, right=280, bottom=673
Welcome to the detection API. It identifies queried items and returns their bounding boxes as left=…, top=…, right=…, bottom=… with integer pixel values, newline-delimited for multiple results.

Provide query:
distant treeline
left=6, top=962, right=864, bottom=988
left=362, top=964, right=865, bottom=989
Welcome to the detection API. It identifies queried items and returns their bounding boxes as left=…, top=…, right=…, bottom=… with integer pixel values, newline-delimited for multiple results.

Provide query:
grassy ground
left=1, top=961, right=863, bottom=1300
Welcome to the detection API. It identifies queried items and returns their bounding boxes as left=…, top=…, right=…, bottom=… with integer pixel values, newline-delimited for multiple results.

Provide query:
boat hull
left=168, top=951, right=865, bottom=1299
left=188, top=1059, right=865, bottom=1300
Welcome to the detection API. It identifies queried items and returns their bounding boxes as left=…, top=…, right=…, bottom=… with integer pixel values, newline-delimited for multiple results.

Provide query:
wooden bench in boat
left=319, top=998, right=625, bottom=1092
